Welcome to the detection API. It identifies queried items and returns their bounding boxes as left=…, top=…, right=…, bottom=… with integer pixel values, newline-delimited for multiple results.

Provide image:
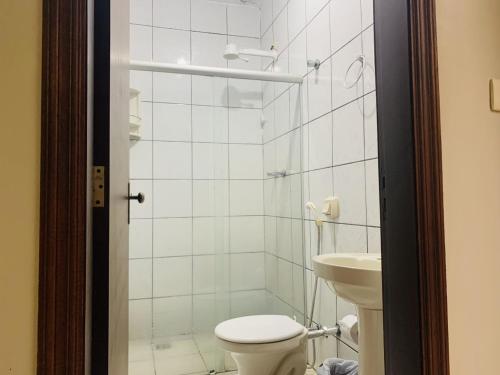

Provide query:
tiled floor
left=129, top=336, right=237, bottom=375
left=129, top=336, right=320, bottom=375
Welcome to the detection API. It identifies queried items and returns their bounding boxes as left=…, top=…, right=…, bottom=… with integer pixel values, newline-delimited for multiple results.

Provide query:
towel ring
left=343, top=55, right=366, bottom=89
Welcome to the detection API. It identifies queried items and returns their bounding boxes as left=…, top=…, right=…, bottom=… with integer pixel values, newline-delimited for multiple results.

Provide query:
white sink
left=312, top=253, right=384, bottom=375
left=312, top=253, right=382, bottom=310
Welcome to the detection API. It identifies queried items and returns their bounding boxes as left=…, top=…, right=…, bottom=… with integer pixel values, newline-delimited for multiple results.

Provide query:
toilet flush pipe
left=307, top=325, right=340, bottom=339
left=305, top=202, right=323, bottom=371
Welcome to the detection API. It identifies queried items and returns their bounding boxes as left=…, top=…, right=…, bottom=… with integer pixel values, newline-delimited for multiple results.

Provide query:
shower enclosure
left=128, top=62, right=307, bottom=373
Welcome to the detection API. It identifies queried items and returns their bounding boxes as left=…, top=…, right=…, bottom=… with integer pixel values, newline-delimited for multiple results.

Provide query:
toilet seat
left=215, top=315, right=305, bottom=344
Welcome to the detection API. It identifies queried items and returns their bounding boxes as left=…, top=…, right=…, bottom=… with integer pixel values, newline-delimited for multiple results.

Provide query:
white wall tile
left=191, top=0, right=227, bottom=34
left=262, top=102, right=275, bottom=142
left=264, top=179, right=277, bottom=216
left=153, top=218, right=192, bottom=257
left=131, top=25, right=153, bottom=61
left=331, top=37, right=363, bottom=109
left=368, top=226, right=381, bottom=254
left=362, top=25, right=376, bottom=93
left=129, top=299, right=152, bottom=340
left=130, top=141, right=153, bottom=179
left=274, top=91, right=291, bottom=137
left=153, top=28, right=191, bottom=64
left=277, top=259, right=293, bottom=304
left=153, top=180, right=192, bottom=217
left=229, top=180, right=264, bottom=215
left=261, top=0, right=274, bottom=36
left=273, top=8, right=289, bottom=52
left=130, top=259, right=153, bottom=299
left=363, top=91, right=378, bottom=159
left=193, top=217, right=229, bottom=255
left=277, top=217, right=293, bottom=261
left=193, top=255, right=216, bottom=294
left=193, top=143, right=229, bottom=179
left=307, top=58, right=332, bottom=121
left=306, top=0, right=330, bottom=21
left=335, top=223, right=367, bottom=253
left=228, top=5, right=260, bottom=38
left=274, top=0, right=288, bottom=19
left=131, top=0, right=153, bottom=25
left=307, top=4, right=331, bottom=63
left=153, top=141, right=191, bottom=179
left=230, top=216, right=265, bottom=252
left=130, top=71, right=153, bottom=101
left=230, top=253, right=265, bottom=291
left=130, top=179, right=153, bottom=218
left=289, top=32, right=307, bottom=77
left=361, top=0, right=374, bottom=29
left=153, top=296, right=192, bottom=336
left=153, top=257, right=192, bottom=297
left=228, top=78, right=263, bottom=108
left=191, top=32, right=228, bottom=68
left=228, top=108, right=263, bottom=143
left=140, top=102, right=153, bottom=140
left=130, top=219, right=153, bottom=259
left=192, top=106, right=228, bottom=143
left=330, top=0, right=362, bottom=54
left=332, top=100, right=365, bottom=165
left=365, top=158, right=380, bottom=226
left=308, top=113, right=333, bottom=170
left=153, top=0, right=190, bottom=30
left=193, top=180, right=229, bottom=217
left=153, top=72, right=191, bottom=104
left=230, top=290, right=268, bottom=317
left=288, top=0, right=307, bottom=41
left=192, top=76, right=228, bottom=106
left=265, top=254, right=278, bottom=292
left=264, top=142, right=277, bottom=178
left=153, top=103, right=191, bottom=141
left=333, top=162, right=366, bottom=225
left=291, top=218, right=304, bottom=263
left=229, top=144, right=264, bottom=179
left=265, top=216, right=277, bottom=253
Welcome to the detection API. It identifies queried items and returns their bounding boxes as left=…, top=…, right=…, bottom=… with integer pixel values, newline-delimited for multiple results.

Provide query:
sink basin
left=312, top=253, right=382, bottom=310
left=313, top=253, right=384, bottom=375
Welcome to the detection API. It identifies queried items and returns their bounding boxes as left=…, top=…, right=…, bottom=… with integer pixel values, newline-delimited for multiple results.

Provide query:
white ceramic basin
left=312, top=253, right=382, bottom=310
left=312, top=253, right=384, bottom=375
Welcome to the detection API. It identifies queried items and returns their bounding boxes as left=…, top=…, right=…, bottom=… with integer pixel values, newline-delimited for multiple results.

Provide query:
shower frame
left=36, top=0, right=449, bottom=374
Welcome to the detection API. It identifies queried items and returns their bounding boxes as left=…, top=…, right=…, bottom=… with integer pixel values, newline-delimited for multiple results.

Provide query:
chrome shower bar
left=129, top=60, right=304, bottom=84
left=267, top=170, right=287, bottom=178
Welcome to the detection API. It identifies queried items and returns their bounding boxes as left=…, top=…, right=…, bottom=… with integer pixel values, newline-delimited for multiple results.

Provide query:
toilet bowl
left=215, top=315, right=308, bottom=375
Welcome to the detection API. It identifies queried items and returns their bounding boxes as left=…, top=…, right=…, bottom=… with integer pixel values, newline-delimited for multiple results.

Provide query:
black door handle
left=128, top=192, right=145, bottom=204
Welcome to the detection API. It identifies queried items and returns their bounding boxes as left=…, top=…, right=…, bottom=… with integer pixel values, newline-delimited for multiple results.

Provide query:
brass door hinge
left=92, top=166, right=105, bottom=207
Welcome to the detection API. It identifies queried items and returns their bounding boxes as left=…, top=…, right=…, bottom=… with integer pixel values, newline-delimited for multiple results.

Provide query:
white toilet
left=215, top=315, right=308, bottom=375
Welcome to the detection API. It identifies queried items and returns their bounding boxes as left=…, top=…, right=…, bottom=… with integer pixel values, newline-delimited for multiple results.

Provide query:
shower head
left=223, top=43, right=278, bottom=62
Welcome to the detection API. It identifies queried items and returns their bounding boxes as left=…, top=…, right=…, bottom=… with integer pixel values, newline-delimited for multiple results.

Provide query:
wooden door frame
left=36, top=0, right=449, bottom=374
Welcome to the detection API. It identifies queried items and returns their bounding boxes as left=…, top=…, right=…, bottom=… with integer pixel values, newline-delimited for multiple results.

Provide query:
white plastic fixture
left=313, top=253, right=384, bottom=375
left=223, top=43, right=277, bottom=62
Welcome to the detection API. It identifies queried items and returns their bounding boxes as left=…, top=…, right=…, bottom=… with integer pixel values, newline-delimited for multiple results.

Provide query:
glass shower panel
left=145, top=74, right=306, bottom=374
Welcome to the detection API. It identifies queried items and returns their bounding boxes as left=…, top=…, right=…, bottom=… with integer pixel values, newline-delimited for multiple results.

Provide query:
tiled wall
left=260, top=0, right=380, bottom=363
left=128, top=0, right=381, bottom=367
left=128, top=0, right=271, bottom=341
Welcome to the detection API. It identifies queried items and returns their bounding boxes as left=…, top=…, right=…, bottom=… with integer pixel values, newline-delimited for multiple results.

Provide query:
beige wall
left=436, top=0, right=500, bottom=373
left=0, top=1, right=42, bottom=374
